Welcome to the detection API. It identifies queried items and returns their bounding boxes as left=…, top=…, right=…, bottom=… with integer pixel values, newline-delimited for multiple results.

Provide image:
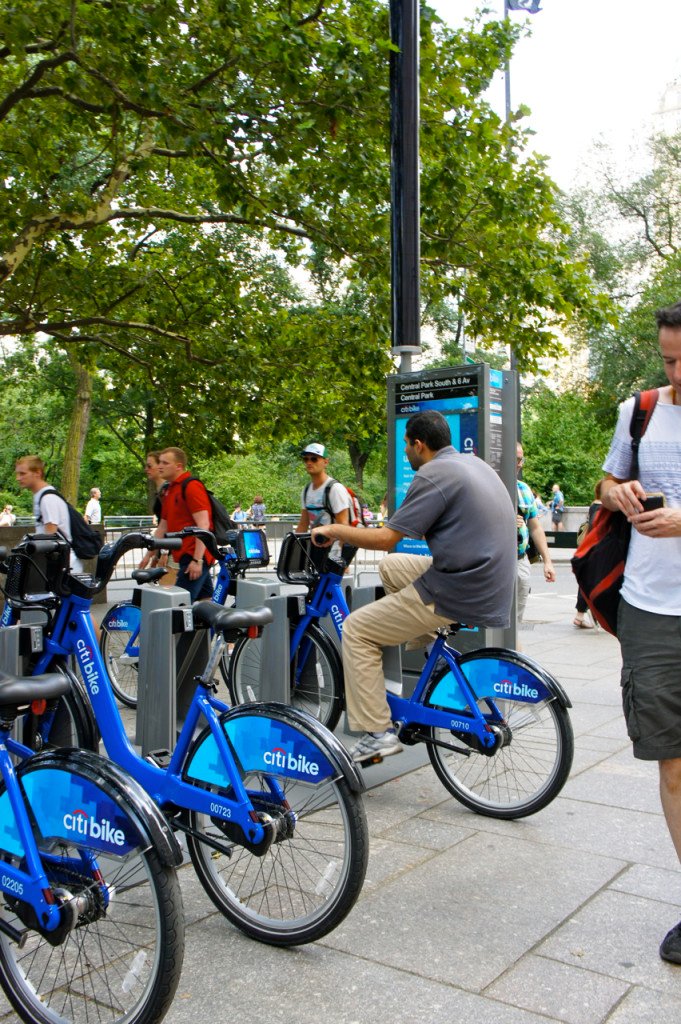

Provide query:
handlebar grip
left=151, top=537, right=182, bottom=551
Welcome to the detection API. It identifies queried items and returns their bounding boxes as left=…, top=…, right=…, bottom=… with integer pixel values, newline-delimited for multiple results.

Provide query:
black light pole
left=390, top=0, right=421, bottom=374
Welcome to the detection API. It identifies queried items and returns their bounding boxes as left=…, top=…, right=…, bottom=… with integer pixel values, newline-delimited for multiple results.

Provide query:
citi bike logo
left=493, top=679, right=539, bottom=699
left=63, top=808, right=125, bottom=846
left=263, top=746, right=320, bottom=777
left=107, top=617, right=129, bottom=630
left=330, top=603, right=346, bottom=631
left=76, top=638, right=101, bottom=695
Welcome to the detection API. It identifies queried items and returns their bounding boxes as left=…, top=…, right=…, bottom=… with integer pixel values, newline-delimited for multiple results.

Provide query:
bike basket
left=276, top=532, right=354, bottom=583
left=3, top=535, right=71, bottom=605
left=276, top=532, right=327, bottom=583
left=234, top=527, right=270, bottom=571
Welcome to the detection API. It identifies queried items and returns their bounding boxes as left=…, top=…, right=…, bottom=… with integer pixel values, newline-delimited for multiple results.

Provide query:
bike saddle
left=0, top=670, right=69, bottom=707
left=191, top=602, right=273, bottom=632
left=132, top=567, right=168, bottom=585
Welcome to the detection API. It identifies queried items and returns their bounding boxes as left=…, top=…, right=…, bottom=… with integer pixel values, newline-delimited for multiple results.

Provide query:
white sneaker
left=350, top=730, right=403, bottom=761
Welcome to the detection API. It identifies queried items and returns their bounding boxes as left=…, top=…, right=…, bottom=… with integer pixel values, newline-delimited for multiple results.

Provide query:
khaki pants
left=342, top=553, right=452, bottom=733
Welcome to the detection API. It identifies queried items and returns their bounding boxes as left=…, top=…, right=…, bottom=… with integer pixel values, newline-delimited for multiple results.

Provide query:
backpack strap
left=321, top=478, right=336, bottom=519
left=303, top=478, right=337, bottom=521
left=37, top=487, right=63, bottom=520
left=629, top=388, right=659, bottom=479
left=180, top=475, right=210, bottom=503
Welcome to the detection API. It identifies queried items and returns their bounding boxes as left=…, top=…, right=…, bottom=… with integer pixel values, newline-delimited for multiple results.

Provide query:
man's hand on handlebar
left=311, top=526, right=335, bottom=548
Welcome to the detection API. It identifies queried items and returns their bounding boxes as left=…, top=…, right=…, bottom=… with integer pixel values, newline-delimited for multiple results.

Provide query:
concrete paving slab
left=567, top=703, right=626, bottom=739
left=484, top=954, right=630, bottom=1024
left=609, top=863, right=681, bottom=906
left=605, top=984, right=681, bottom=1022
left=164, top=908, right=560, bottom=1024
left=423, top=795, right=676, bottom=871
left=561, top=753, right=659, bottom=814
left=536, top=889, right=681, bottom=997
left=321, top=830, right=625, bottom=992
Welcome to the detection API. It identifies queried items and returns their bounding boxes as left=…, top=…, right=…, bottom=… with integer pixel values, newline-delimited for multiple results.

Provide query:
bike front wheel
left=186, top=766, right=367, bottom=946
left=426, top=661, right=574, bottom=819
left=100, top=603, right=140, bottom=708
left=0, top=840, right=183, bottom=1024
left=227, top=621, right=344, bottom=731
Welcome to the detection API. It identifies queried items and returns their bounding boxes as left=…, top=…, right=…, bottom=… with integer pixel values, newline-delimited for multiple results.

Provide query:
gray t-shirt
left=386, top=447, right=516, bottom=626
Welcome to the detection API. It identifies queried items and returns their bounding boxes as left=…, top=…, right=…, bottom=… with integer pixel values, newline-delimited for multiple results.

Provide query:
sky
left=428, top=0, right=681, bottom=190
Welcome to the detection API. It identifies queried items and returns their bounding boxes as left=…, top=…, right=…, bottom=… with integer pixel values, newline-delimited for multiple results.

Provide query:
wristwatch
left=191, top=557, right=202, bottom=564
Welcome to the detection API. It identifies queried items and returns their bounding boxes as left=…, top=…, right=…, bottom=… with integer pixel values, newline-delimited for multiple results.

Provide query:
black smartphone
left=641, top=492, right=666, bottom=512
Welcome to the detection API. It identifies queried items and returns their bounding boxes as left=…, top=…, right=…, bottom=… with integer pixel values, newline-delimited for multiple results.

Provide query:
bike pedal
left=146, top=748, right=172, bottom=769
left=356, top=752, right=384, bottom=767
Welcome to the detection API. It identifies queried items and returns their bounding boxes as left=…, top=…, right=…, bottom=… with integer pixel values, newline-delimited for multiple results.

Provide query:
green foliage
left=194, top=444, right=387, bottom=517
left=0, top=0, right=608, bottom=498
left=521, top=385, right=614, bottom=505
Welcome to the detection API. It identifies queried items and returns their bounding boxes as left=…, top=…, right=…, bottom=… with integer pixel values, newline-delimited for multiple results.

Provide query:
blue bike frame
left=29, top=591, right=341, bottom=849
left=101, top=549, right=238, bottom=660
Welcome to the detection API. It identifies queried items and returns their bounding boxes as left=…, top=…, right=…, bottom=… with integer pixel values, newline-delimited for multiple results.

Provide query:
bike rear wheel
left=227, top=621, right=344, bottom=731
left=425, top=662, right=574, bottom=819
left=186, top=763, right=367, bottom=945
left=0, top=835, right=183, bottom=1024
left=100, top=604, right=139, bottom=708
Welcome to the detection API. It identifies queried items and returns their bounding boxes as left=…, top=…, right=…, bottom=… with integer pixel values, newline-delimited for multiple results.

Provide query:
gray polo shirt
left=386, top=446, right=516, bottom=627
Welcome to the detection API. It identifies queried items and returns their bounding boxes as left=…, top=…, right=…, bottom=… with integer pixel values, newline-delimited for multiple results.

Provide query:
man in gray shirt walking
left=312, top=410, right=516, bottom=760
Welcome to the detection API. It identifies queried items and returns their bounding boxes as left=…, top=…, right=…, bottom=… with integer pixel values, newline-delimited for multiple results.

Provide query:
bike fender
left=185, top=702, right=365, bottom=795
left=16, top=749, right=183, bottom=867
left=101, top=602, right=140, bottom=633
left=456, top=647, right=572, bottom=709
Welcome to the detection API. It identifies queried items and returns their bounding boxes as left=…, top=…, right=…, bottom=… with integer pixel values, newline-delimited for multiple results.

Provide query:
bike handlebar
left=165, top=527, right=222, bottom=560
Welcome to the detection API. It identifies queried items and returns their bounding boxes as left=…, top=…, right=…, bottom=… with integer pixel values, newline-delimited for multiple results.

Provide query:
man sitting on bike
left=312, top=410, right=516, bottom=760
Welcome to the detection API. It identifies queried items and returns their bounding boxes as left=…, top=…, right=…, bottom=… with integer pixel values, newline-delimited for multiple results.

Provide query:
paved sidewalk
left=162, top=564, right=681, bottom=1024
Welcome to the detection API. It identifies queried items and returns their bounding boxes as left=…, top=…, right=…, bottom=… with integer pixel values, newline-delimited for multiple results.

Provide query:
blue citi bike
left=228, top=533, right=575, bottom=819
left=0, top=530, right=369, bottom=945
left=98, top=527, right=269, bottom=708
left=0, top=593, right=185, bottom=1020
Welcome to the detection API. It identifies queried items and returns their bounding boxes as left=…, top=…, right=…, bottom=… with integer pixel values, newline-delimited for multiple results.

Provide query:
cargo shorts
left=618, top=599, right=681, bottom=761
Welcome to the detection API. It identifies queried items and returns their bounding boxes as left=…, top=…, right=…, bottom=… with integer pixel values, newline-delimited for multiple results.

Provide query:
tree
left=1, top=0, right=605, bottom=494
left=562, top=130, right=681, bottom=409
left=521, top=385, right=614, bottom=505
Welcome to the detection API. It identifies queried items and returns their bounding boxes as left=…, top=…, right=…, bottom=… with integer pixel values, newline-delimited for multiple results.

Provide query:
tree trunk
left=144, top=400, right=157, bottom=512
left=348, top=441, right=369, bottom=489
left=60, top=351, right=93, bottom=505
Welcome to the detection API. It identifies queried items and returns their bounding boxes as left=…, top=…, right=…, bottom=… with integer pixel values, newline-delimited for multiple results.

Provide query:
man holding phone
left=601, top=299, right=681, bottom=964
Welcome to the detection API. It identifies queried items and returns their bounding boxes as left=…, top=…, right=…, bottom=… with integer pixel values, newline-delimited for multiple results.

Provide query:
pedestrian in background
left=550, top=483, right=565, bottom=531
left=83, top=487, right=101, bottom=525
left=573, top=479, right=603, bottom=629
left=249, top=494, right=267, bottom=528
left=516, top=443, right=555, bottom=627
left=0, top=504, right=15, bottom=526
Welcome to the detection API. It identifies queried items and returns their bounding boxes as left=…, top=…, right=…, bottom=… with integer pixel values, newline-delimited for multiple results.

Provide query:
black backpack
left=180, top=477, right=234, bottom=544
left=38, top=488, right=104, bottom=561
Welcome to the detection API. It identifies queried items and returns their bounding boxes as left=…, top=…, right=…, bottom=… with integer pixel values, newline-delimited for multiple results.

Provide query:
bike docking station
left=0, top=622, right=44, bottom=677
left=135, top=582, right=195, bottom=758
left=233, top=574, right=308, bottom=702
